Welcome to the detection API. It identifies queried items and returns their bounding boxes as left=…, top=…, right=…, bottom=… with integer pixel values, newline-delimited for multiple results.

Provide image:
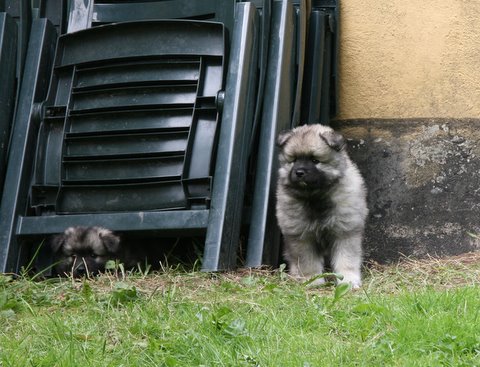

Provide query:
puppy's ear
left=50, top=234, right=65, bottom=254
left=277, top=130, right=293, bottom=147
left=100, top=231, right=121, bottom=253
left=319, top=130, right=345, bottom=152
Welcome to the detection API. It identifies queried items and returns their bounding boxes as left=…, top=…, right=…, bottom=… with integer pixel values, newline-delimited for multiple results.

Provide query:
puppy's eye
left=90, top=253, right=98, bottom=258
left=311, top=158, right=320, bottom=164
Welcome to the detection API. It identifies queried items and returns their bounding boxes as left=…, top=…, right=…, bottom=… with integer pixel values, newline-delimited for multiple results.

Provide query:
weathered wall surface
left=338, top=0, right=480, bottom=119
left=332, top=119, right=480, bottom=263
left=334, top=1, right=480, bottom=262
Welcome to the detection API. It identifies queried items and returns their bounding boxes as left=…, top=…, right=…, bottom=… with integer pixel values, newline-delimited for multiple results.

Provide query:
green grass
left=1, top=253, right=480, bottom=366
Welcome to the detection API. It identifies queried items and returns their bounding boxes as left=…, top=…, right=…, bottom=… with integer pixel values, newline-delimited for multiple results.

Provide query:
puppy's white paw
left=338, top=273, right=362, bottom=289
left=306, top=275, right=326, bottom=287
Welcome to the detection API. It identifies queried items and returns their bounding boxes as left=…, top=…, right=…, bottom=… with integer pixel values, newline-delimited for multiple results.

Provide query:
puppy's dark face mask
left=51, top=226, right=121, bottom=277
left=289, top=156, right=332, bottom=189
left=277, top=128, right=346, bottom=196
left=56, top=248, right=107, bottom=277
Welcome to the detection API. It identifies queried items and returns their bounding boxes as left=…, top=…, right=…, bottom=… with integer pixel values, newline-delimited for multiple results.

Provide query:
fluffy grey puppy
left=50, top=226, right=137, bottom=277
left=276, top=124, right=368, bottom=288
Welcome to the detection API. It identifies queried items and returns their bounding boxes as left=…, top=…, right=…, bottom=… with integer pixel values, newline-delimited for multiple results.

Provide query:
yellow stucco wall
left=337, top=0, right=480, bottom=119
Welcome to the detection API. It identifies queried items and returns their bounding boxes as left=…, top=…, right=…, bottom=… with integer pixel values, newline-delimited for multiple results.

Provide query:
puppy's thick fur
left=276, top=124, right=368, bottom=288
left=51, top=226, right=138, bottom=277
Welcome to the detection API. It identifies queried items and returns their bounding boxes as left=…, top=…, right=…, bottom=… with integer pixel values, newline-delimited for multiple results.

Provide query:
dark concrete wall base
left=332, top=119, right=480, bottom=263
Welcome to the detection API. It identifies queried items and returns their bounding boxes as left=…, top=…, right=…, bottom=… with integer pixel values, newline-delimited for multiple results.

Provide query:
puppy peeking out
left=50, top=226, right=123, bottom=277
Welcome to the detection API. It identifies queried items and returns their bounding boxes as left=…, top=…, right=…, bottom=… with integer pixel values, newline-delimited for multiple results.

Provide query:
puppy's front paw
left=305, top=275, right=326, bottom=288
left=338, top=273, right=362, bottom=289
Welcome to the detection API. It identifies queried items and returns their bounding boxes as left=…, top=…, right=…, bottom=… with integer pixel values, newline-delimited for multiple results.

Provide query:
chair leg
left=0, top=20, right=56, bottom=273
left=202, top=3, right=259, bottom=271
left=246, top=0, right=297, bottom=268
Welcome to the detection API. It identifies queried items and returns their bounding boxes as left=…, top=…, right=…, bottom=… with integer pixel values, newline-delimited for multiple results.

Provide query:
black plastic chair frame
left=67, top=0, right=234, bottom=34
left=0, top=0, right=339, bottom=274
left=0, top=3, right=259, bottom=273
left=31, top=20, right=226, bottom=214
left=0, top=19, right=57, bottom=273
left=246, top=0, right=297, bottom=267
left=246, top=0, right=339, bottom=267
left=0, top=0, right=32, bottom=197
left=0, top=12, right=17, bottom=195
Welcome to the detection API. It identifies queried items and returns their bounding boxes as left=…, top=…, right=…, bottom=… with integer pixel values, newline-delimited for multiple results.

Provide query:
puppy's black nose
left=73, top=258, right=87, bottom=276
left=295, top=169, right=306, bottom=178
left=76, top=264, right=86, bottom=275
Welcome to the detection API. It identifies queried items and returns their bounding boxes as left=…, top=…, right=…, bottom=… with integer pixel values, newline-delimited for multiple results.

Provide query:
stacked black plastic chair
left=0, top=0, right=339, bottom=274
left=246, top=0, right=340, bottom=267
left=0, top=0, right=259, bottom=273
